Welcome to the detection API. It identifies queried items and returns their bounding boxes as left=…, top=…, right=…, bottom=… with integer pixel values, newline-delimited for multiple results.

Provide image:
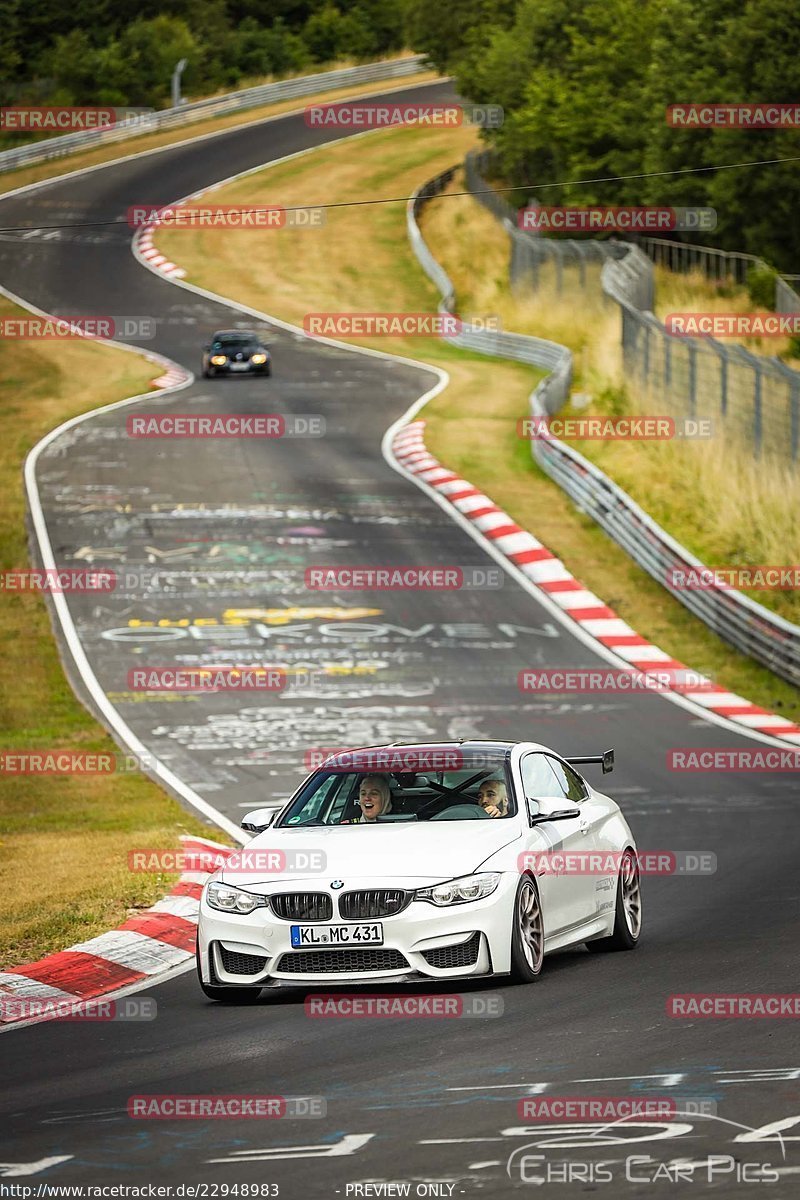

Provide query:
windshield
left=213, top=333, right=258, bottom=349
left=278, top=754, right=514, bottom=827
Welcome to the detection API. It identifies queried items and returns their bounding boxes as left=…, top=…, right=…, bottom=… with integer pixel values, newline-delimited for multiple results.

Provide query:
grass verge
left=0, top=305, right=228, bottom=966
left=158, top=129, right=798, bottom=724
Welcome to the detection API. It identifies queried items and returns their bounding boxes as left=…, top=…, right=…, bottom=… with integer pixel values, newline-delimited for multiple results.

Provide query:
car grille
left=338, top=889, right=411, bottom=919
left=270, top=893, right=333, bottom=922
left=421, top=932, right=482, bottom=969
left=276, top=948, right=408, bottom=975
left=218, top=947, right=268, bottom=976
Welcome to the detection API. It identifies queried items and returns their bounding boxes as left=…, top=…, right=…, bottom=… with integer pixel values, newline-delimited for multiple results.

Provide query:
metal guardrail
left=409, top=168, right=572, bottom=416
left=465, top=150, right=800, bottom=467
left=0, top=56, right=427, bottom=175
left=409, top=159, right=800, bottom=688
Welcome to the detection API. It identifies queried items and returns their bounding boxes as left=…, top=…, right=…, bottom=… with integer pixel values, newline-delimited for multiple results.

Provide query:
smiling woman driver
left=353, top=773, right=393, bottom=822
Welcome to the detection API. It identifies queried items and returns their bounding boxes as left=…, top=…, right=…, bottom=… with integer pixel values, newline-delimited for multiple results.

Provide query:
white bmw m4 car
left=196, top=741, right=641, bottom=1001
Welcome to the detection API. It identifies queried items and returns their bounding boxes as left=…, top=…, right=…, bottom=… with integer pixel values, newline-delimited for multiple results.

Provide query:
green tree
left=404, top=0, right=515, bottom=73
left=107, top=17, right=201, bottom=107
left=706, top=0, right=800, bottom=270
left=303, top=4, right=347, bottom=61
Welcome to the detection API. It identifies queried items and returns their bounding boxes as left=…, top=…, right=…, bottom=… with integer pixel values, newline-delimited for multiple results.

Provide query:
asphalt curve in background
left=0, top=82, right=798, bottom=1196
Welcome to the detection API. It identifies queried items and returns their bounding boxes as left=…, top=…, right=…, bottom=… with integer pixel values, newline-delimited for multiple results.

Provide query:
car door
left=519, top=752, right=596, bottom=933
left=544, top=755, right=615, bottom=926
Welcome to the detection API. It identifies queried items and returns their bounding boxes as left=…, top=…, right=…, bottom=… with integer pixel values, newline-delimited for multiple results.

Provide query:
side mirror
left=241, top=807, right=276, bottom=834
left=528, top=802, right=581, bottom=826
left=202, top=344, right=210, bottom=351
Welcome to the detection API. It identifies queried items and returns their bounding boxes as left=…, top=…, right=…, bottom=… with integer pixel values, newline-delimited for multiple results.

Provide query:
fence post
left=688, top=342, right=697, bottom=418
left=753, top=363, right=763, bottom=458
left=642, top=320, right=650, bottom=383
left=664, top=332, right=671, bottom=388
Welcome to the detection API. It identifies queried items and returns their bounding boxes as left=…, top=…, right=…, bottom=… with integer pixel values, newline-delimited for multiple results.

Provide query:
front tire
left=196, top=945, right=263, bottom=1003
left=585, top=847, right=642, bottom=953
left=510, top=876, right=544, bottom=982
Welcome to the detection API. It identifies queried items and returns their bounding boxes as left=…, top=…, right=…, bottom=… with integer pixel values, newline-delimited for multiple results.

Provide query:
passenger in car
left=351, top=773, right=393, bottom=823
left=477, top=777, right=509, bottom=817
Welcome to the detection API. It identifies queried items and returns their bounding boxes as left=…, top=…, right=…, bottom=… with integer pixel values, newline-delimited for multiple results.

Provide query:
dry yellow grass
left=0, top=301, right=227, bottom=965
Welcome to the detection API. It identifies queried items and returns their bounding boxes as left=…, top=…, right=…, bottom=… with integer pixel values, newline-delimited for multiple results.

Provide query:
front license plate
left=229, top=362, right=249, bottom=371
left=290, top=923, right=383, bottom=948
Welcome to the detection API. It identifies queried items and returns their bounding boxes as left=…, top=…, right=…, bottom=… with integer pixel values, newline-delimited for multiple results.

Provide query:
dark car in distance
left=202, top=330, right=271, bottom=377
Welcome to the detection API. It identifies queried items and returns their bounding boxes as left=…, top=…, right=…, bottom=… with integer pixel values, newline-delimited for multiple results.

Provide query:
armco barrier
left=408, top=168, right=572, bottom=416
left=407, top=162, right=800, bottom=688
left=0, top=56, right=427, bottom=174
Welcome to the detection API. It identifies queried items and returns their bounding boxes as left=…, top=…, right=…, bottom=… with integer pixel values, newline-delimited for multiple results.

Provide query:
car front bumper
left=197, top=876, right=518, bottom=987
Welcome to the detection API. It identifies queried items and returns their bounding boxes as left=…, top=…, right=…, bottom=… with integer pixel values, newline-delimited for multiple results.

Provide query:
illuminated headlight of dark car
left=250, top=353, right=268, bottom=365
left=210, top=354, right=227, bottom=366
left=415, top=873, right=501, bottom=906
left=206, top=880, right=268, bottom=915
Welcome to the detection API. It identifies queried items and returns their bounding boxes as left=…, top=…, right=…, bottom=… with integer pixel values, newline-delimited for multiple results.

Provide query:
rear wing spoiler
left=567, top=748, right=615, bottom=774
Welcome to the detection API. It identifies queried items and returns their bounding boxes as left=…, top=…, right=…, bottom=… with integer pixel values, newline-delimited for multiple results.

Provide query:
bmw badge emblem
left=331, top=880, right=344, bottom=889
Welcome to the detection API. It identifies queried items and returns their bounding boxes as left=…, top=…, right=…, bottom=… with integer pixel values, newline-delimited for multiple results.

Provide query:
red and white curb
left=135, top=223, right=186, bottom=279
left=150, top=363, right=190, bottom=389
left=391, top=419, right=800, bottom=747
left=0, top=835, right=232, bottom=1027
left=134, top=224, right=193, bottom=389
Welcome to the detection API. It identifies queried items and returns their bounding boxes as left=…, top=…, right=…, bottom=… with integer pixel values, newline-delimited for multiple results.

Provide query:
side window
left=545, top=757, right=588, bottom=803
left=521, top=753, right=565, bottom=819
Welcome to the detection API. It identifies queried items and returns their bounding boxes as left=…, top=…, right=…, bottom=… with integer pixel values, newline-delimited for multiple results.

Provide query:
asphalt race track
left=1, top=81, right=799, bottom=1196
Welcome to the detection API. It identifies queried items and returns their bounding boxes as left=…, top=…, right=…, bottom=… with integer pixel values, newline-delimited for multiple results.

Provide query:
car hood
left=220, top=821, right=521, bottom=887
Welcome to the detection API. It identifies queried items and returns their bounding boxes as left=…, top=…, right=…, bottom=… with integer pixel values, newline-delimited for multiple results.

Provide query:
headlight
left=206, top=880, right=268, bottom=915
left=210, top=354, right=227, bottom=365
left=415, top=873, right=501, bottom=906
left=250, top=352, right=267, bottom=364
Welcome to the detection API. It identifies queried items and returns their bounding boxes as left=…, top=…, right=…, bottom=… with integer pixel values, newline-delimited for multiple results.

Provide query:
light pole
left=171, top=58, right=188, bottom=109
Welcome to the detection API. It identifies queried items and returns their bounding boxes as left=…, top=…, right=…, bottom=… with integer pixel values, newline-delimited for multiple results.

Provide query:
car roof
left=320, top=741, right=517, bottom=768
left=212, top=329, right=259, bottom=339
